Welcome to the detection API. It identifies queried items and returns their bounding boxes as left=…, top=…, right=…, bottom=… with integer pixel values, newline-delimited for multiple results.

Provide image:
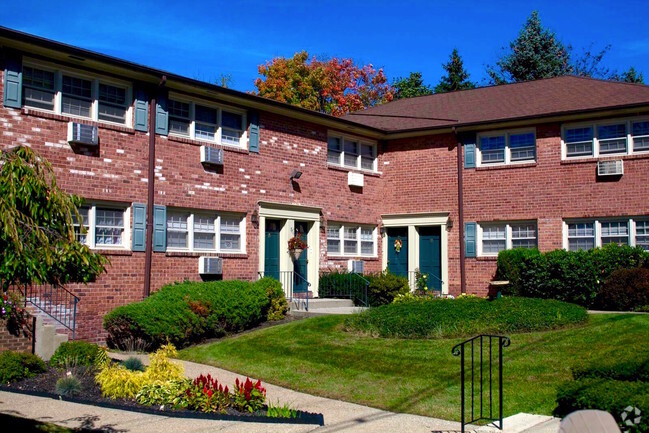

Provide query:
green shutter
left=465, top=222, right=477, bottom=258
left=132, top=203, right=146, bottom=252
left=155, top=91, right=168, bottom=136
left=153, top=205, right=166, bottom=252
left=460, top=132, right=477, bottom=169
left=134, top=88, right=148, bottom=132
left=248, top=111, right=260, bottom=153
left=3, top=51, right=22, bottom=109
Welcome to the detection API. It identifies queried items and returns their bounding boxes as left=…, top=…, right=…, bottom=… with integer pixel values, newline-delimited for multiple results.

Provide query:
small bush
left=494, top=248, right=540, bottom=295
left=255, top=277, right=288, bottom=321
left=136, top=378, right=192, bottom=407
left=596, top=268, right=649, bottom=311
left=0, top=351, right=46, bottom=383
left=55, top=375, right=82, bottom=397
left=185, top=374, right=231, bottom=413
left=365, top=271, right=410, bottom=306
left=121, top=357, right=145, bottom=372
left=345, top=297, right=587, bottom=339
left=234, top=377, right=266, bottom=413
left=50, top=341, right=102, bottom=368
left=555, top=379, right=649, bottom=432
left=104, top=280, right=270, bottom=349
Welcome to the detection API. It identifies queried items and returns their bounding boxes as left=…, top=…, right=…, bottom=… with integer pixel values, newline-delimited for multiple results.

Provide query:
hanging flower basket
left=288, top=234, right=307, bottom=261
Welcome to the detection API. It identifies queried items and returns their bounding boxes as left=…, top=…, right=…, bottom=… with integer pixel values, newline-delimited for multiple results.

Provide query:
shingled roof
left=345, top=76, right=649, bottom=132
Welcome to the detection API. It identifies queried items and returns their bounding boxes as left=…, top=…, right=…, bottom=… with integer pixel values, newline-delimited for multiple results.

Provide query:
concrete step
left=304, top=298, right=355, bottom=309
left=289, top=306, right=367, bottom=318
left=475, top=413, right=560, bottom=433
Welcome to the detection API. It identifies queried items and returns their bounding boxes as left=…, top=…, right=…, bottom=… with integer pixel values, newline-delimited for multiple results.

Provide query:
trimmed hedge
left=344, top=297, right=587, bottom=339
left=0, top=351, right=46, bottom=383
left=572, top=358, right=649, bottom=382
left=496, top=244, right=649, bottom=308
left=596, top=268, right=649, bottom=311
left=104, top=279, right=274, bottom=350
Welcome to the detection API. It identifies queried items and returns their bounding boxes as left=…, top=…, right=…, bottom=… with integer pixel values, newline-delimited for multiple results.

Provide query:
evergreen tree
left=434, top=49, right=476, bottom=93
left=392, top=72, right=433, bottom=99
left=613, top=67, right=644, bottom=84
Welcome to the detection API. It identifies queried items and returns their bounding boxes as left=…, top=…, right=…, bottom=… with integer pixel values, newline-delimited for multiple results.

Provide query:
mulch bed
left=0, top=365, right=324, bottom=425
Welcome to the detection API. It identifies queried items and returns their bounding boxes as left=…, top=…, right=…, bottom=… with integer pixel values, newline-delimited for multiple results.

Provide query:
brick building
left=2, top=27, right=649, bottom=343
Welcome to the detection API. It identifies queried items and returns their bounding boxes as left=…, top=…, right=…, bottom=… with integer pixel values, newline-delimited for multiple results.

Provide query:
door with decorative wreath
left=387, top=227, right=408, bottom=278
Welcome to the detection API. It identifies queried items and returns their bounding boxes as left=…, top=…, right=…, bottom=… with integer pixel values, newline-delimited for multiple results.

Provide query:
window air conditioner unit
left=67, top=122, right=98, bottom=146
left=597, top=160, right=623, bottom=176
left=200, top=146, right=224, bottom=166
left=198, top=256, right=223, bottom=275
left=348, top=171, right=364, bottom=187
left=348, top=259, right=364, bottom=274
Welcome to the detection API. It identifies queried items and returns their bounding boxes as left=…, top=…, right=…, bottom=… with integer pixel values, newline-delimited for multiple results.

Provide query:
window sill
left=165, top=251, right=247, bottom=258
left=561, top=152, right=649, bottom=165
left=22, top=108, right=135, bottom=134
left=327, top=163, right=381, bottom=177
left=93, top=248, right=132, bottom=256
left=476, top=162, right=537, bottom=171
left=166, top=134, right=249, bottom=155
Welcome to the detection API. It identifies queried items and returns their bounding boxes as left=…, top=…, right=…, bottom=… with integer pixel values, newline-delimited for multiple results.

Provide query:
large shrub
left=345, top=297, right=587, bottom=339
left=104, top=280, right=269, bottom=349
left=497, top=244, right=649, bottom=308
left=50, top=341, right=102, bottom=368
left=596, top=268, right=649, bottom=311
left=365, top=271, right=410, bottom=306
left=572, top=358, right=649, bottom=382
left=0, top=351, right=46, bottom=383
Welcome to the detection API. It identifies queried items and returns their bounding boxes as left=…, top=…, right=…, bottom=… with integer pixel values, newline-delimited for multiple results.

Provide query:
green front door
left=387, top=228, right=408, bottom=278
left=419, top=226, right=442, bottom=291
left=264, top=219, right=281, bottom=281
left=293, top=221, right=309, bottom=293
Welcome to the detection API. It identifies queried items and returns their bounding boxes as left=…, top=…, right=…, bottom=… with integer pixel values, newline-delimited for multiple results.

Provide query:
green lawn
left=179, top=314, right=649, bottom=421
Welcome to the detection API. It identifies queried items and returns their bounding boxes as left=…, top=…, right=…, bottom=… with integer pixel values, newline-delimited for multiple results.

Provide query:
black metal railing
left=407, top=270, right=444, bottom=295
left=23, top=283, right=79, bottom=340
left=258, top=271, right=311, bottom=311
left=318, top=271, right=369, bottom=307
left=451, top=334, right=510, bottom=433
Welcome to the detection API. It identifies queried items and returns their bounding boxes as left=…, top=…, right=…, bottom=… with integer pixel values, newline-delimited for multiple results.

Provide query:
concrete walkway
left=0, top=353, right=463, bottom=433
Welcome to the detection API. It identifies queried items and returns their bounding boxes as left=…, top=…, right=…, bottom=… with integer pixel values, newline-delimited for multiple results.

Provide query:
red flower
left=207, top=389, right=213, bottom=398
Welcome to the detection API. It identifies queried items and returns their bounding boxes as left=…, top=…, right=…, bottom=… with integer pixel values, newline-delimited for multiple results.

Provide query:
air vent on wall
left=348, top=171, right=364, bottom=187
left=597, top=160, right=623, bottom=176
left=200, top=146, right=224, bottom=166
left=67, top=122, right=98, bottom=146
left=198, top=256, right=223, bottom=275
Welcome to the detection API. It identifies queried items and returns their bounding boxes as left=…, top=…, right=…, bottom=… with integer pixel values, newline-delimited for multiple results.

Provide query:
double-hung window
left=477, top=130, right=536, bottom=165
left=479, top=221, right=537, bottom=256
left=22, top=62, right=132, bottom=126
left=563, top=118, right=649, bottom=158
left=327, top=223, right=376, bottom=257
left=72, top=204, right=129, bottom=249
left=597, top=124, right=627, bottom=155
left=327, top=134, right=377, bottom=172
left=600, top=221, right=629, bottom=246
left=565, top=218, right=648, bottom=251
left=632, top=121, right=649, bottom=152
left=564, top=127, right=594, bottom=157
left=567, top=222, right=595, bottom=251
left=167, top=96, right=246, bottom=148
left=636, top=221, right=649, bottom=251
left=73, top=207, right=89, bottom=244
left=166, top=211, right=245, bottom=253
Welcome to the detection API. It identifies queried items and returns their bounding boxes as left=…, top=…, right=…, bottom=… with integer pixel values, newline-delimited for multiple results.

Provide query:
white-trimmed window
left=167, top=95, right=247, bottom=148
left=478, top=221, right=537, bottom=256
left=327, top=223, right=376, bottom=257
left=165, top=210, right=245, bottom=253
left=72, top=204, right=129, bottom=249
left=327, top=133, right=377, bottom=172
left=563, top=117, right=649, bottom=159
left=564, top=218, right=649, bottom=251
left=21, top=61, right=132, bottom=126
left=477, top=130, right=536, bottom=166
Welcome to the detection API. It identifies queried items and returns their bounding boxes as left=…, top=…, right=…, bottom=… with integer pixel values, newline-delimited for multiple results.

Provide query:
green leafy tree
left=0, top=146, right=108, bottom=292
left=393, top=72, right=433, bottom=99
left=612, top=67, right=645, bottom=84
left=487, top=11, right=572, bottom=84
left=434, top=49, right=476, bottom=93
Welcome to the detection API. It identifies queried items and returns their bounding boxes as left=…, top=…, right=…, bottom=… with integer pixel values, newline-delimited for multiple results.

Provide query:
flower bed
left=0, top=343, right=323, bottom=426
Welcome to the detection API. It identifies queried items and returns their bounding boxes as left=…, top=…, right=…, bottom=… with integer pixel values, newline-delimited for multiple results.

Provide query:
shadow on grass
left=0, top=413, right=127, bottom=433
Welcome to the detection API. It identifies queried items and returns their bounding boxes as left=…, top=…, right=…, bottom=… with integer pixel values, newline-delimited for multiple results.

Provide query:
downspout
left=143, top=76, right=166, bottom=298
left=453, top=127, right=467, bottom=294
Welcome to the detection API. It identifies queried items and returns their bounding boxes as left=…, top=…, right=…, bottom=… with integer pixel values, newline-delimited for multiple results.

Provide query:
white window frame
left=327, top=132, right=378, bottom=173
left=326, top=223, right=377, bottom=257
left=73, top=203, right=130, bottom=250
left=477, top=221, right=538, bottom=257
left=326, top=223, right=342, bottom=255
left=476, top=128, right=536, bottom=167
left=167, top=92, right=248, bottom=149
left=562, top=217, right=649, bottom=250
left=562, top=116, right=649, bottom=160
left=165, top=209, right=246, bottom=254
left=22, top=58, right=133, bottom=127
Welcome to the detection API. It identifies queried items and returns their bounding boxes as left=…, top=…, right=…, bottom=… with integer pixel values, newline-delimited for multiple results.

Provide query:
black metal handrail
left=23, top=282, right=79, bottom=340
left=258, top=271, right=311, bottom=311
left=452, top=334, right=511, bottom=433
left=318, top=271, right=369, bottom=307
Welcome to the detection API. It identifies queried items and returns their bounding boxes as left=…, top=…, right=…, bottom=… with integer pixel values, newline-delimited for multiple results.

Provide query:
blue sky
left=3, top=1, right=648, bottom=91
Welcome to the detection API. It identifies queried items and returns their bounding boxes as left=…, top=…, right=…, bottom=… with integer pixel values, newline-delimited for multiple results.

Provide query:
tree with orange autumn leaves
left=253, top=51, right=394, bottom=117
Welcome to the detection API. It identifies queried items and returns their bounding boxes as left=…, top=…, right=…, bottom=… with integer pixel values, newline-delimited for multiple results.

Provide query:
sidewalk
left=0, top=353, right=463, bottom=433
